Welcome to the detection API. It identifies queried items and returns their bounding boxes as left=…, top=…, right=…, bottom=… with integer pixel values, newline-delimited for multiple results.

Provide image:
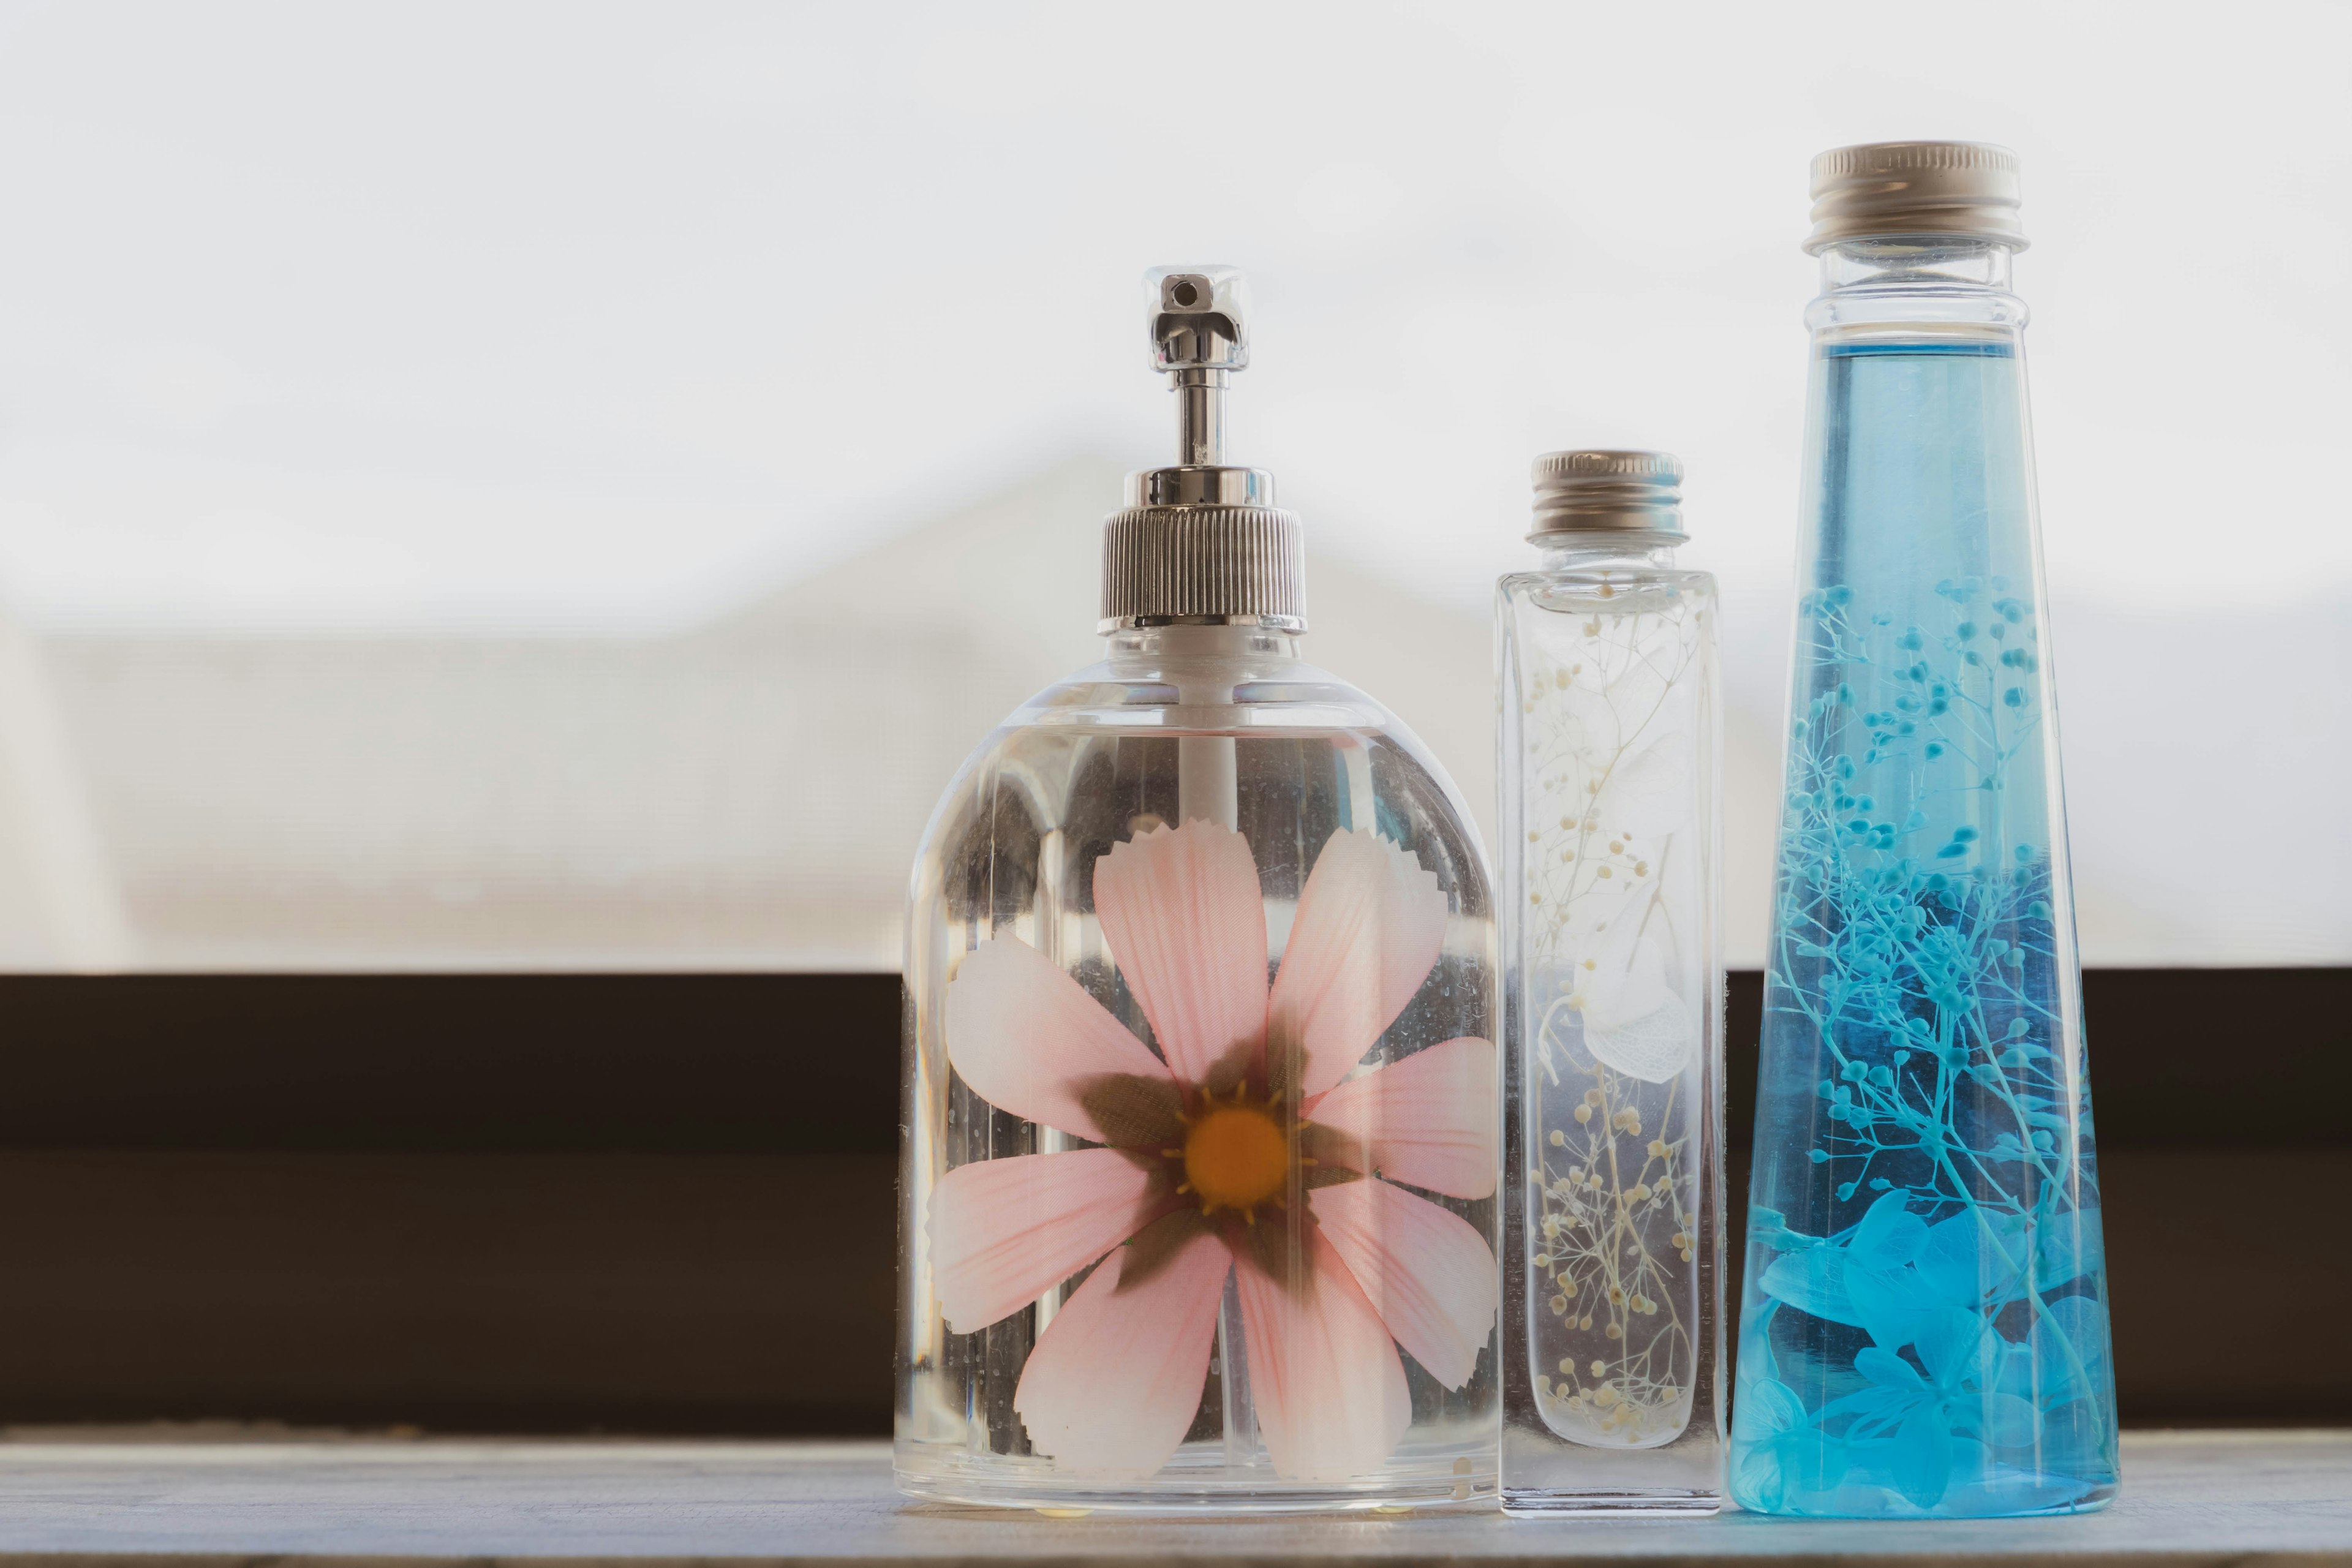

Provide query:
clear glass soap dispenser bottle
left=1496, top=453, right=1725, bottom=1513
left=1730, top=144, right=2119, bottom=1519
left=896, top=267, right=1500, bottom=1513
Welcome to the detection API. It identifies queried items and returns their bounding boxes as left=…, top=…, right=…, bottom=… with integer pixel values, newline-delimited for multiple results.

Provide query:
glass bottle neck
left=1103, top=622, right=1302, bottom=662
left=1536, top=536, right=1681, bottom=572
left=1817, top=238, right=2015, bottom=293
left=1808, top=238, right=2026, bottom=338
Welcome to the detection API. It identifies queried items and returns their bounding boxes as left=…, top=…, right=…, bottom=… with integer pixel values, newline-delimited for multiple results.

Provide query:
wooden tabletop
left=0, top=1430, right=2339, bottom=1566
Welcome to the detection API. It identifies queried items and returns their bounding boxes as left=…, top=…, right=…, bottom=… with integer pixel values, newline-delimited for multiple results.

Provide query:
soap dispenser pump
left=896, top=266, right=1501, bottom=1512
left=1104, top=266, right=1299, bottom=638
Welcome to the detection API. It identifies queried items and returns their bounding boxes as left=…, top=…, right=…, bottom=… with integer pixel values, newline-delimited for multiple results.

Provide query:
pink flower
left=927, top=820, right=1498, bottom=1482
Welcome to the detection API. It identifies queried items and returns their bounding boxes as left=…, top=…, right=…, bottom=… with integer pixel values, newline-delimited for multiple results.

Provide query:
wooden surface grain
left=0, top=1430, right=2339, bottom=1565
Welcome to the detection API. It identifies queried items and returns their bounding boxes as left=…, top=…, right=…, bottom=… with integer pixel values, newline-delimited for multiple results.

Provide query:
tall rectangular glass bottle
left=1498, top=453, right=1724, bottom=1513
left=1730, top=144, right=2119, bottom=1518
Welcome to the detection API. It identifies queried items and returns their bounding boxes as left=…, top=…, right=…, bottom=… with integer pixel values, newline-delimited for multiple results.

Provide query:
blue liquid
left=1729, top=341, right=2119, bottom=1517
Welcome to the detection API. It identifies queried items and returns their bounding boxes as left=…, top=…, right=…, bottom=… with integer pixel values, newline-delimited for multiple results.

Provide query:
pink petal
left=1306, top=1036, right=1498, bottom=1199
left=1092, top=821, right=1269, bottom=1088
left=1267, top=829, right=1449, bottom=1099
left=1310, top=1178, right=1498, bottom=1391
left=926, top=1149, right=1170, bottom=1334
left=946, top=937, right=1179, bottom=1142
left=1235, top=1224, right=1412, bottom=1482
left=1012, top=1218, right=1229, bottom=1477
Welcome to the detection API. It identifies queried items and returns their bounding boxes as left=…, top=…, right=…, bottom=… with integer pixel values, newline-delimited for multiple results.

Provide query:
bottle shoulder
left=997, top=651, right=1396, bottom=734
left=911, top=649, right=1490, bottom=894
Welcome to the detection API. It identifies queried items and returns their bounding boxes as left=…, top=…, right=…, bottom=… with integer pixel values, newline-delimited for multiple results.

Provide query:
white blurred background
left=0, top=0, right=2339, bottom=971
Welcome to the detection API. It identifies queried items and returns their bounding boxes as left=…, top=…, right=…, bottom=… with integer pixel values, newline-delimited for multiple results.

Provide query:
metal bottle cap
left=1099, top=266, right=1306, bottom=634
left=1804, top=141, right=2027, bottom=254
left=1530, top=450, right=1685, bottom=543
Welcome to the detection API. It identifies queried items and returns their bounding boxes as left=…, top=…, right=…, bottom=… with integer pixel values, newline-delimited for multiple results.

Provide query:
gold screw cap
left=1805, top=141, right=2027, bottom=254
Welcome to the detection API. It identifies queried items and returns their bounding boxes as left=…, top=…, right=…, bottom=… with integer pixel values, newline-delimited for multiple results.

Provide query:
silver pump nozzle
left=1146, top=266, right=1248, bottom=467
left=1099, top=265, right=1304, bottom=633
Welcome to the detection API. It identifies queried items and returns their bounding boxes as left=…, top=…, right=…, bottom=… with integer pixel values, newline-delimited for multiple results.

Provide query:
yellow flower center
left=1182, top=1100, right=1289, bottom=1217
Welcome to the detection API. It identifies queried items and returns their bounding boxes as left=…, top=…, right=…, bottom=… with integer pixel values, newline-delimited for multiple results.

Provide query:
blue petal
left=1855, top=1348, right=1926, bottom=1390
left=1850, top=1191, right=1931, bottom=1271
left=1760, top=1246, right=1864, bottom=1327
left=1731, top=1442, right=1787, bottom=1513
left=1917, top=1307, right=1997, bottom=1389
left=1890, top=1401, right=1955, bottom=1509
left=1740, top=1373, right=1809, bottom=1437
left=1976, top=1392, right=2041, bottom=1449
left=1915, top=1210, right=2026, bottom=1307
left=1845, top=1264, right=1949, bottom=1357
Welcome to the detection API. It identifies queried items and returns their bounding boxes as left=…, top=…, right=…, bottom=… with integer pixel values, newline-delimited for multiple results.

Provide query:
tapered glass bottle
left=1730, top=144, right=2119, bottom=1518
left=1497, top=453, right=1725, bottom=1514
left=897, top=268, right=1501, bottom=1512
